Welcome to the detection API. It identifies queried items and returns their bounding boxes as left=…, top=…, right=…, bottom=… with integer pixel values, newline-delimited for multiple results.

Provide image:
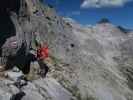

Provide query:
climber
left=0, top=32, right=49, bottom=79
left=18, top=41, right=50, bottom=79
left=30, top=31, right=49, bottom=77
left=36, top=42, right=49, bottom=77
left=23, top=41, right=49, bottom=79
left=12, top=32, right=50, bottom=78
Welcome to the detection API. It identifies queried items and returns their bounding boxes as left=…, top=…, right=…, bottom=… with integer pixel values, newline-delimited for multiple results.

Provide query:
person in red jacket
left=36, top=43, right=49, bottom=77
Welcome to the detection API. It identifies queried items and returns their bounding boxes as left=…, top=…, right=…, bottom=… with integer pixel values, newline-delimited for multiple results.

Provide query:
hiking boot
left=39, top=70, right=46, bottom=78
left=39, top=67, right=49, bottom=78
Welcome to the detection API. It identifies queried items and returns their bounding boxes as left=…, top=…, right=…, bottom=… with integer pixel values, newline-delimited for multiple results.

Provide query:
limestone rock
left=0, top=0, right=133, bottom=100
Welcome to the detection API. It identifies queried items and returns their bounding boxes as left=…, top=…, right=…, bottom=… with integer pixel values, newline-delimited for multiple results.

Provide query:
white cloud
left=81, top=0, right=132, bottom=8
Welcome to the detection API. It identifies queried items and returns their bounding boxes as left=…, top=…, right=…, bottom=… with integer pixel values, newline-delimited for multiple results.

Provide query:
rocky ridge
left=0, top=0, right=133, bottom=100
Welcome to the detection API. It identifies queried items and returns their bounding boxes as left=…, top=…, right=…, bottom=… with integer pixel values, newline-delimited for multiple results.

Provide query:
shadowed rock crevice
left=0, top=0, right=20, bottom=14
left=0, top=13, right=16, bottom=49
left=0, top=0, right=21, bottom=56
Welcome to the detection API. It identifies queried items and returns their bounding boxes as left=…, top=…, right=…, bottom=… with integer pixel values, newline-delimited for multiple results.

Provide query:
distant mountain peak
left=117, top=26, right=131, bottom=34
left=98, top=18, right=111, bottom=24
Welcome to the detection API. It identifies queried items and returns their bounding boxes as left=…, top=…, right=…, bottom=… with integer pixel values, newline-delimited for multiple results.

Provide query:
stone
left=0, top=91, right=11, bottom=100
left=6, top=71, right=24, bottom=81
left=33, top=78, right=74, bottom=100
left=12, top=67, right=20, bottom=72
left=22, top=90, right=44, bottom=100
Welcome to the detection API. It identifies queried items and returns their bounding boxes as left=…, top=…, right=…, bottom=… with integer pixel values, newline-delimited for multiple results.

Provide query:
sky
left=44, top=0, right=133, bottom=29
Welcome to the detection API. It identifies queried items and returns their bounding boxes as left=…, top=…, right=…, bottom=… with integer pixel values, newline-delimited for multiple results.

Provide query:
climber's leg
left=18, top=53, right=36, bottom=74
left=38, top=59, right=49, bottom=77
left=22, top=61, right=31, bottom=75
left=22, top=53, right=39, bottom=80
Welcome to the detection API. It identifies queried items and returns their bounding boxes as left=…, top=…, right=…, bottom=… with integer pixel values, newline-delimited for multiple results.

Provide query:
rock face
left=1, top=0, right=133, bottom=100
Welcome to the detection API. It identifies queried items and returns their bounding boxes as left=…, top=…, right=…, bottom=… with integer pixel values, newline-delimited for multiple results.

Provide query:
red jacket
left=37, top=46, right=49, bottom=59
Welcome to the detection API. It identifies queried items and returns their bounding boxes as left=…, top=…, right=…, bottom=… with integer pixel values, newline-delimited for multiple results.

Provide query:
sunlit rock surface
left=0, top=0, right=133, bottom=100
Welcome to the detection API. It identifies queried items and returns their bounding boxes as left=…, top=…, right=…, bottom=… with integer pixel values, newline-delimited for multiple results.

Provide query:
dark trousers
left=5, top=54, right=33, bottom=74
left=5, top=53, right=49, bottom=77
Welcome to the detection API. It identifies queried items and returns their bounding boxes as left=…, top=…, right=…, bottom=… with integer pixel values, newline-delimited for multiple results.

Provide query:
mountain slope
left=0, top=0, right=133, bottom=100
